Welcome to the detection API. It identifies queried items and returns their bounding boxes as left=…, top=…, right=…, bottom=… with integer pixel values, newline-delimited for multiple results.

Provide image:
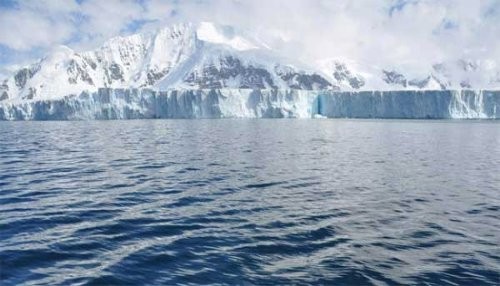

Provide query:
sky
left=0, top=0, right=499, bottom=78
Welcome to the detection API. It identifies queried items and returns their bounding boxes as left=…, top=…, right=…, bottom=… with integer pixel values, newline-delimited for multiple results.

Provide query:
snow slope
left=0, top=22, right=333, bottom=102
left=317, top=58, right=500, bottom=91
left=3, top=21, right=499, bottom=104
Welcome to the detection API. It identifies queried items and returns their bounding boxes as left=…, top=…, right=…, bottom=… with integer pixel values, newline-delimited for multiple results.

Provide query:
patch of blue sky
left=389, top=0, right=419, bottom=16
left=0, top=0, right=18, bottom=9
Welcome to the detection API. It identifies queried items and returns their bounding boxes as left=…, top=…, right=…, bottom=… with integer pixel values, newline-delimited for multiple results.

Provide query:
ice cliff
left=0, top=89, right=497, bottom=120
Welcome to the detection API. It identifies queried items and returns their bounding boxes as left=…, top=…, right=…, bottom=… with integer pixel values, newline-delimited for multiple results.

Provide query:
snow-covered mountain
left=317, top=58, right=500, bottom=91
left=1, top=22, right=499, bottom=103
left=0, top=22, right=333, bottom=102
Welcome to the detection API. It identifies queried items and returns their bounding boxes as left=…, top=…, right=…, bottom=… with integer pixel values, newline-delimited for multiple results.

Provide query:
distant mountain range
left=1, top=22, right=499, bottom=102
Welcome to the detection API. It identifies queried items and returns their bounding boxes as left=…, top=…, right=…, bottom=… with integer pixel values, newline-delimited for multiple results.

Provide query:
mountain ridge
left=1, top=22, right=499, bottom=103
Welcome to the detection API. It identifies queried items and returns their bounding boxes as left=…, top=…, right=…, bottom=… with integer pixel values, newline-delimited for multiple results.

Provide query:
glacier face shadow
left=0, top=89, right=498, bottom=120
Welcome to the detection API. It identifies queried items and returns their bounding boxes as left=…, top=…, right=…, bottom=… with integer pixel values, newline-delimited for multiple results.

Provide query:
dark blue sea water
left=0, top=119, right=499, bottom=285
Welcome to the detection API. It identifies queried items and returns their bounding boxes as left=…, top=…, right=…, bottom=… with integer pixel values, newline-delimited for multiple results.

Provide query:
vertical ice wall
left=316, top=90, right=499, bottom=119
left=0, top=89, right=498, bottom=120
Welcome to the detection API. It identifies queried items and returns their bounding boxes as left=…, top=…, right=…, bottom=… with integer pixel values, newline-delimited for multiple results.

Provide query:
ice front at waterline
left=0, top=89, right=498, bottom=120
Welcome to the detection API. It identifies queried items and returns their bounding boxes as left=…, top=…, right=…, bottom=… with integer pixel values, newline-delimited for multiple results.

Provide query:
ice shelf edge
left=0, top=89, right=498, bottom=120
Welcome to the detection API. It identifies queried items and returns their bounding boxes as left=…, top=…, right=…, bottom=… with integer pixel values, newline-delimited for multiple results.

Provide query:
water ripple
left=0, top=119, right=499, bottom=285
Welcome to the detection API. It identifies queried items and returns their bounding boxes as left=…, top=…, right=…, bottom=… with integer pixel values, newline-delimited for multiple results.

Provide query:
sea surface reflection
left=0, top=119, right=499, bottom=285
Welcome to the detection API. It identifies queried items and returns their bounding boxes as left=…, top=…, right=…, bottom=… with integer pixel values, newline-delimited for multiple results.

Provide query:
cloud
left=0, top=0, right=499, bottom=76
left=76, top=0, right=144, bottom=48
left=0, top=0, right=78, bottom=50
left=160, top=0, right=499, bottom=71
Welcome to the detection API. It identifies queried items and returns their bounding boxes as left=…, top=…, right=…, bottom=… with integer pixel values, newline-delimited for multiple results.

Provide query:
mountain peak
left=195, top=22, right=258, bottom=51
left=0, top=22, right=333, bottom=102
left=1, top=22, right=499, bottom=102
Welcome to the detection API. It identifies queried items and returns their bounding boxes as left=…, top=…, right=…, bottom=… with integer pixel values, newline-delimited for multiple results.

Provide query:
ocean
left=1, top=119, right=499, bottom=285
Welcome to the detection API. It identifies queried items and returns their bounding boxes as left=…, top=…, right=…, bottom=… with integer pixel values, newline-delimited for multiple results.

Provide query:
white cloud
left=141, top=0, right=175, bottom=21
left=178, top=0, right=500, bottom=70
left=0, top=0, right=78, bottom=50
left=0, top=0, right=499, bottom=74
left=77, top=0, right=144, bottom=48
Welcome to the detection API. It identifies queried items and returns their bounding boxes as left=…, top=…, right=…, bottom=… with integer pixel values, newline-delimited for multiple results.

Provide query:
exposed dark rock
left=14, top=64, right=41, bottom=89
left=109, top=63, right=124, bottom=81
left=104, top=63, right=124, bottom=85
left=146, top=69, right=169, bottom=86
left=383, top=70, right=407, bottom=87
left=14, top=67, right=38, bottom=89
left=333, top=64, right=346, bottom=81
left=409, top=76, right=431, bottom=88
left=1, top=80, right=8, bottom=91
left=184, top=56, right=277, bottom=89
left=67, top=60, right=94, bottom=85
left=277, top=70, right=332, bottom=90
left=432, top=75, right=448, bottom=90
left=0, top=91, right=8, bottom=101
left=84, top=57, right=97, bottom=70
left=332, top=63, right=364, bottom=89
left=460, top=81, right=471, bottom=88
left=348, top=77, right=365, bottom=89
left=408, top=76, right=446, bottom=90
left=25, top=87, right=36, bottom=100
left=14, top=69, right=29, bottom=89
left=458, top=60, right=478, bottom=71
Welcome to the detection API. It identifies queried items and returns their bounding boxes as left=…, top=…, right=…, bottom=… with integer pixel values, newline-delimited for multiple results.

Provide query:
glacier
left=0, top=89, right=498, bottom=120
